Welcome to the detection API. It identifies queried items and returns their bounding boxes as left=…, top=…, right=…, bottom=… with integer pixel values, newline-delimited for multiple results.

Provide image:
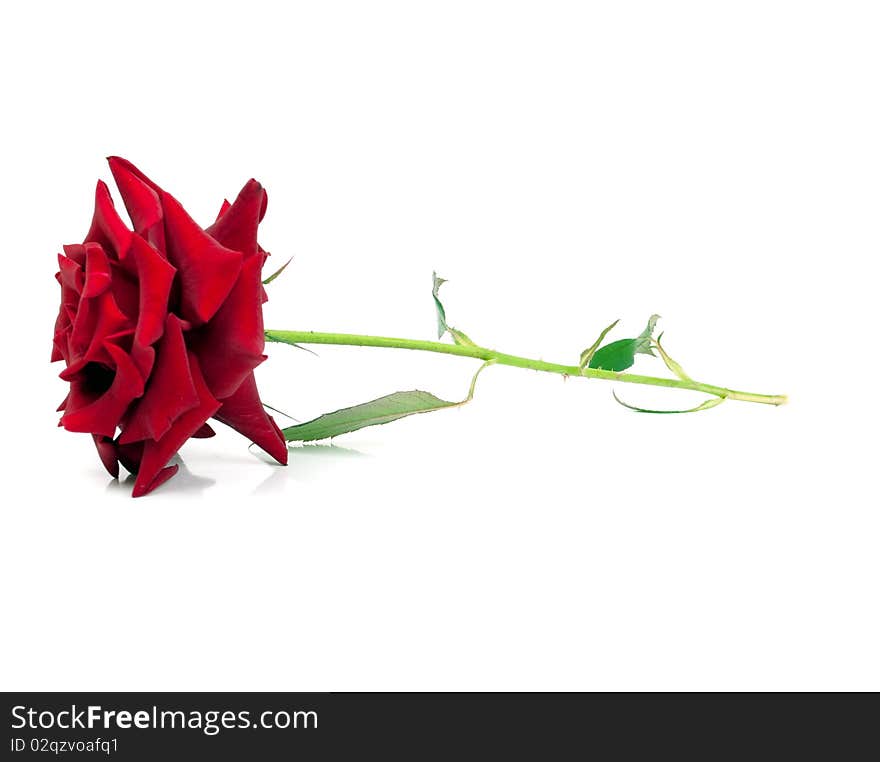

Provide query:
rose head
left=52, top=157, right=288, bottom=497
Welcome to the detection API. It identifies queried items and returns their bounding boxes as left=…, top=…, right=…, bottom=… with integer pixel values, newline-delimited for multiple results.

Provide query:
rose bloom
left=52, top=158, right=288, bottom=496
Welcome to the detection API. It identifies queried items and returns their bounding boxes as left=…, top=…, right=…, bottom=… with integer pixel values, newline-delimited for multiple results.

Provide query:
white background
left=1, top=1, right=878, bottom=691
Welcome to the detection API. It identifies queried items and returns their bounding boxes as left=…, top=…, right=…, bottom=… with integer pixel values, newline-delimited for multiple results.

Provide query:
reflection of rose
left=52, top=157, right=287, bottom=497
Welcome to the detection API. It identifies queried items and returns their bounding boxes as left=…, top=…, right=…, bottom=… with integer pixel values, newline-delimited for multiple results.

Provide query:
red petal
left=61, top=343, right=144, bottom=438
left=215, top=199, right=231, bottom=222
left=64, top=287, right=133, bottom=375
left=160, top=191, right=242, bottom=325
left=205, top=179, right=266, bottom=258
left=57, top=251, right=84, bottom=293
left=107, top=157, right=243, bottom=326
left=108, top=262, right=139, bottom=321
left=92, top=434, right=120, bottom=478
left=85, top=180, right=132, bottom=260
left=62, top=244, right=86, bottom=267
left=213, top=373, right=288, bottom=465
left=82, top=243, right=112, bottom=298
left=191, top=253, right=266, bottom=399
left=192, top=423, right=215, bottom=438
left=52, top=323, right=70, bottom=364
left=119, top=314, right=199, bottom=444
left=116, top=440, right=144, bottom=475
left=129, top=234, right=176, bottom=377
left=107, top=156, right=166, bottom=252
left=132, top=353, right=220, bottom=497
left=132, top=464, right=179, bottom=497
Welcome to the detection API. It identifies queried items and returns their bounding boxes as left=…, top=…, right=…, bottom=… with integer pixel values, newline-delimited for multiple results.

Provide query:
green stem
left=264, top=330, right=787, bottom=407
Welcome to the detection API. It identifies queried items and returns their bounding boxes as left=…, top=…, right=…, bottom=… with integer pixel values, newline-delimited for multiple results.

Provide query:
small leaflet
left=654, top=332, right=691, bottom=381
left=432, top=272, right=477, bottom=346
left=432, top=271, right=449, bottom=339
left=611, top=390, right=726, bottom=414
left=588, top=315, right=661, bottom=372
left=262, top=256, right=293, bottom=285
left=579, top=319, right=620, bottom=369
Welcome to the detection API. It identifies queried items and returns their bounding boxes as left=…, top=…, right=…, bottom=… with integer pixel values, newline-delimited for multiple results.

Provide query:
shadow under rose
left=252, top=443, right=368, bottom=494
left=105, top=455, right=216, bottom=498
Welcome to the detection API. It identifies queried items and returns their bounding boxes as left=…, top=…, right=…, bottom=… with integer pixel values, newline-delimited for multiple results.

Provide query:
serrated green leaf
left=588, top=338, right=641, bottom=371
left=283, top=361, right=493, bottom=442
left=588, top=315, right=660, bottom=372
left=611, top=390, right=726, bottom=414
left=579, top=319, right=620, bottom=369
left=283, top=391, right=456, bottom=441
left=262, top=257, right=293, bottom=285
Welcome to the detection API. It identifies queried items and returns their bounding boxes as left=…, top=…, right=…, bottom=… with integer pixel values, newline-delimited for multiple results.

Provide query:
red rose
left=52, top=157, right=288, bottom=497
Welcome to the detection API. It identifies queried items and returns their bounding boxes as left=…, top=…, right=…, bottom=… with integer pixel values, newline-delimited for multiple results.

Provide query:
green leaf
left=635, top=314, right=660, bottom=355
left=448, top=327, right=478, bottom=347
left=588, top=314, right=660, bottom=372
left=579, top=319, right=619, bottom=369
left=654, top=332, right=691, bottom=381
left=283, top=361, right=493, bottom=442
left=611, top=390, right=726, bottom=414
left=432, top=272, right=476, bottom=346
left=283, top=391, right=455, bottom=441
left=588, top=338, right=639, bottom=371
left=432, top=271, right=449, bottom=339
left=262, top=256, right=293, bottom=285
